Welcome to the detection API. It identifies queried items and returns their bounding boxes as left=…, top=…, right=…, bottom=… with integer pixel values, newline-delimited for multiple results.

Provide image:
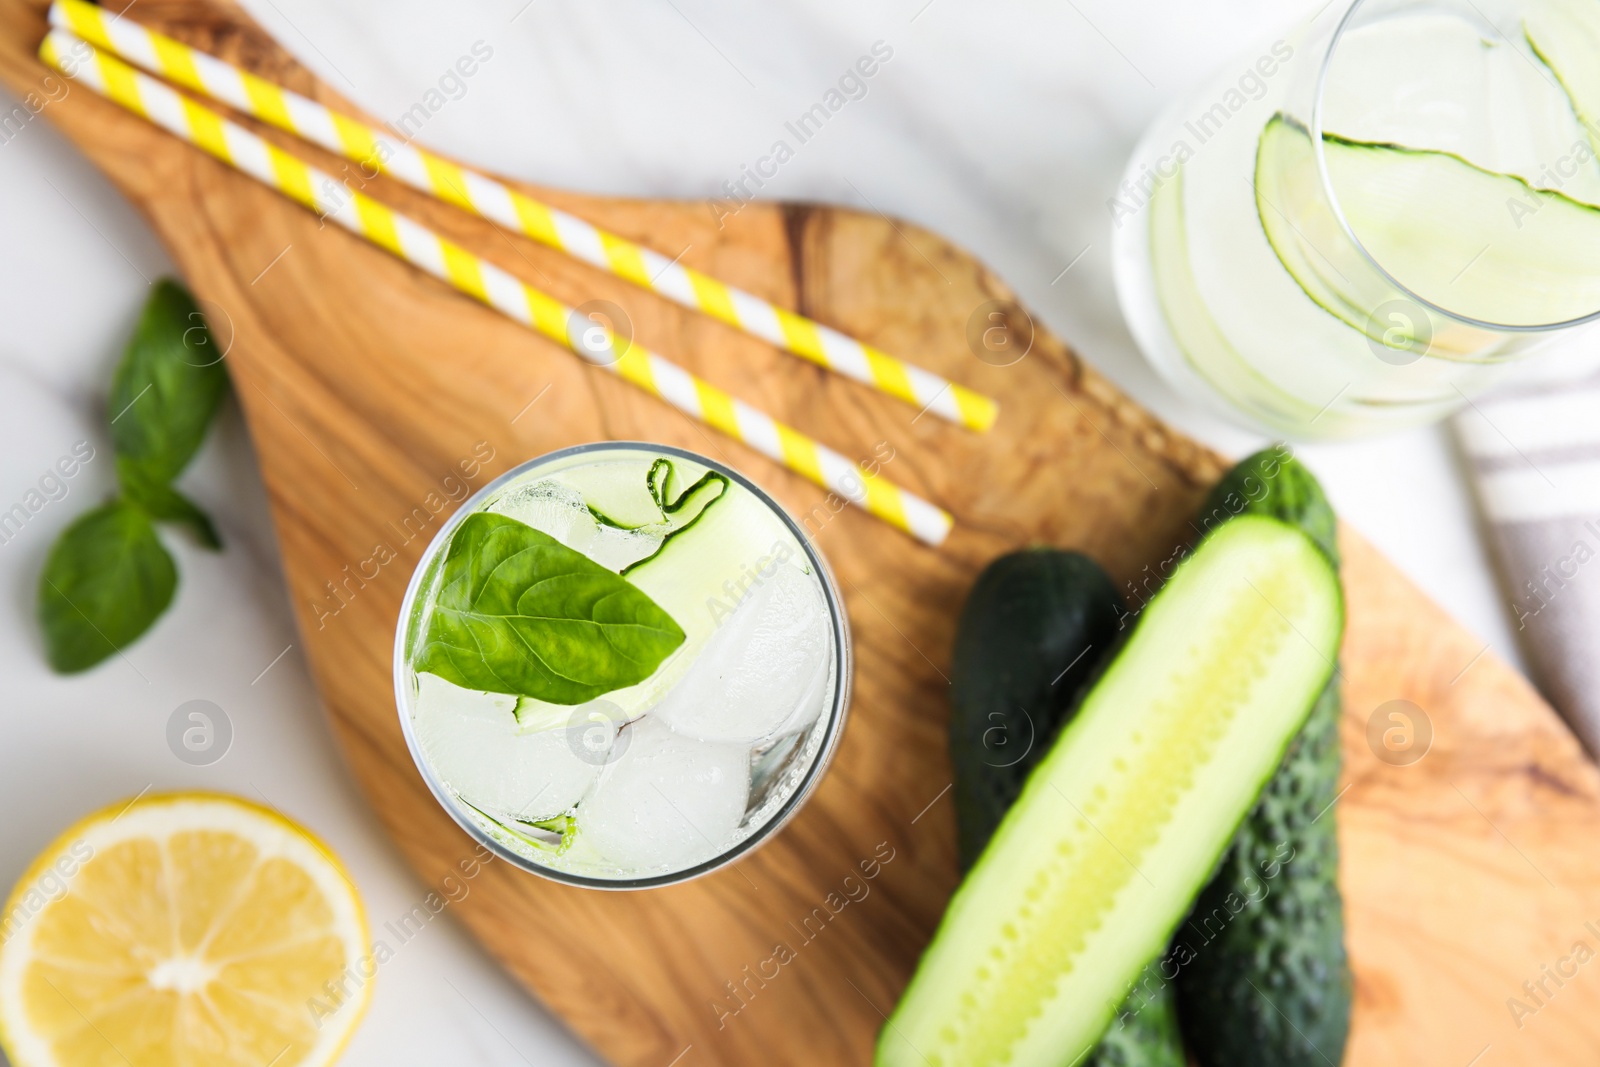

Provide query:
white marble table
left=0, top=0, right=1524, bottom=1062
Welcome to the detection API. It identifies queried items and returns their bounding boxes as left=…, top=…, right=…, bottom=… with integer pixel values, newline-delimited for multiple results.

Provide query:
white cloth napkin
left=1458, top=356, right=1600, bottom=755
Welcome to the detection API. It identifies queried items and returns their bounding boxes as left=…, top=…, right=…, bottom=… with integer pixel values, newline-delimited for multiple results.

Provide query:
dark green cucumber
left=1177, top=447, right=1351, bottom=1067
left=1192, top=445, right=1338, bottom=565
left=879, top=516, right=1343, bottom=1067
left=1090, top=984, right=1185, bottom=1067
left=948, top=550, right=1182, bottom=1067
left=949, top=549, right=1124, bottom=869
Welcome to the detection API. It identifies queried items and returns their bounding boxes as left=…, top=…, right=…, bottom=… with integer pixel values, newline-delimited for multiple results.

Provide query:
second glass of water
left=1113, top=0, right=1600, bottom=438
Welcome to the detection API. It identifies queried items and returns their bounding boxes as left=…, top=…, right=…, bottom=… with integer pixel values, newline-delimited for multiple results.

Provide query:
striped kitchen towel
left=1457, top=368, right=1600, bottom=757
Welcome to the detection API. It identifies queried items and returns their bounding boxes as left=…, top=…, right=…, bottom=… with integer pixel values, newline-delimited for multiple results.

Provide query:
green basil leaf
left=38, top=499, right=177, bottom=673
left=416, top=512, right=685, bottom=704
left=116, top=457, right=222, bottom=550
left=109, top=279, right=229, bottom=486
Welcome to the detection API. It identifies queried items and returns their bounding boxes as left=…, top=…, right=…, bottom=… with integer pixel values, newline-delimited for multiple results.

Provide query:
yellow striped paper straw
left=49, top=0, right=998, bottom=434
left=41, top=29, right=953, bottom=546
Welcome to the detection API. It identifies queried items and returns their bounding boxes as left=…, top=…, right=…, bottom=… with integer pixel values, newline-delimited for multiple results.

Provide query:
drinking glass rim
left=1309, top=0, right=1600, bottom=333
left=391, top=440, right=854, bottom=891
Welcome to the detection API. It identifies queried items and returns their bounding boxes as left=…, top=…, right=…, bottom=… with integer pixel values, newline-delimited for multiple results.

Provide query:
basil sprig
left=110, top=282, right=229, bottom=484
left=416, top=512, right=686, bottom=704
left=39, top=501, right=177, bottom=672
left=38, top=280, right=228, bottom=673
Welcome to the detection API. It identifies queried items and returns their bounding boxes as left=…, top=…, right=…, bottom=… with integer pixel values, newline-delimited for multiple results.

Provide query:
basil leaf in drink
left=38, top=500, right=177, bottom=673
left=116, top=457, right=222, bottom=549
left=109, top=279, right=229, bottom=487
left=417, top=512, right=686, bottom=704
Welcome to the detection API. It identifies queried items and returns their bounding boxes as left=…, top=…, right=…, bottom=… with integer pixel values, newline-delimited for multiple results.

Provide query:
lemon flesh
left=0, top=793, right=370, bottom=1067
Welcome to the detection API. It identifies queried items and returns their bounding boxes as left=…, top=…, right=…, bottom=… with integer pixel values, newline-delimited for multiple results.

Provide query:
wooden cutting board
left=6, top=2, right=1600, bottom=1063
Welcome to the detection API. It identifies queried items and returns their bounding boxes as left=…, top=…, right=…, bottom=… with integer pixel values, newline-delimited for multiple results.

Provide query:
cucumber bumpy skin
left=1177, top=448, right=1351, bottom=1067
left=948, top=549, right=1184, bottom=1067
left=879, top=516, right=1343, bottom=1067
left=1179, top=686, right=1347, bottom=1067
left=1089, top=987, right=1185, bottom=1067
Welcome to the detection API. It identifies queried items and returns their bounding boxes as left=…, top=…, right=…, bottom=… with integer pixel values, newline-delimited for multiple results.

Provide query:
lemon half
left=0, top=792, right=370, bottom=1067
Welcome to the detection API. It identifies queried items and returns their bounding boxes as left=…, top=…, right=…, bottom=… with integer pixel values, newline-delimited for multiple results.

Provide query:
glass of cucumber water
left=1112, top=0, right=1600, bottom=438
left=394, top=442, right=851, bottom=889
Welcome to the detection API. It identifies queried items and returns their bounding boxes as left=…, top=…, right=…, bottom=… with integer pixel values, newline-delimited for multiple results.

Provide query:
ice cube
left=490, top=479, right=598, bottom=550
left=768, top=639, right=833, bottom=740
left=575, top=716, right=750, bottom=871
left=489, top=476, right=668, bottom=572
left=652, top=560, right=833, bottom=744
left=411, top=672, right=600, bottom=822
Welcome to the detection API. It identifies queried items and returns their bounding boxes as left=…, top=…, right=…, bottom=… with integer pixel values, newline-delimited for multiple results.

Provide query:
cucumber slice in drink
left=1148, top=162, right=1327, bottom=428
left=560, top=456, right=728, bottom=546
left=878, top=516, right=1343, bottom=1067
left=1525, top=0, right=1600, bottom=154
left=1255, top=113, right=1600, bottom=332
